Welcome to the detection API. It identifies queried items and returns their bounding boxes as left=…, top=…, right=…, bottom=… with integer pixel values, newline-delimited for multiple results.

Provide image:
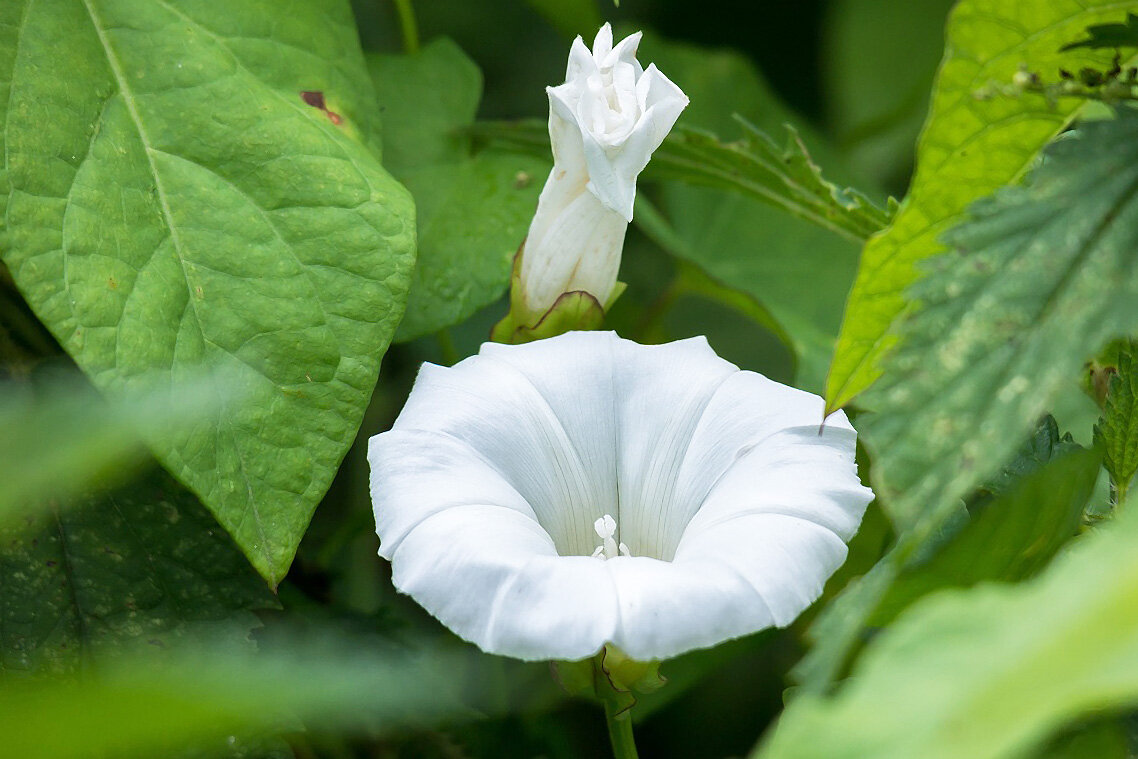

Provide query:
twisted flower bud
left=500, top=24, right=688, bottom=339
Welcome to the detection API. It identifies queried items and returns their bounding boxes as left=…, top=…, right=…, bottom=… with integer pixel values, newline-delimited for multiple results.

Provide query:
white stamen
left=593, top=514, right=628, bottom=559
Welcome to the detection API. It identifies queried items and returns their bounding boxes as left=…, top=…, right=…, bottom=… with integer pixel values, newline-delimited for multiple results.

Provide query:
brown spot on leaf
left=300, top=90, right=344, bottom=125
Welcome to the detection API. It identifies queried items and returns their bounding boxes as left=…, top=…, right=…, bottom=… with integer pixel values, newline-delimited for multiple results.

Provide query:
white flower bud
left=517, top=24, right=688, bottom=321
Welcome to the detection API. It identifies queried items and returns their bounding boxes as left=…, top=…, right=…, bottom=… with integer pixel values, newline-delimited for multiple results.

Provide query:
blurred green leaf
left=523, top=0, right=602, bottom=39
left=756, top=488, right=1138, bottom=759
left=1095, top=342, right=1138, bottom=501
left=1034, top=719, right=1128, bottom=759
left=826, top=0, right=1132, bottom=413
left=1062, top=12, right=1138, bottom=51
left=863, top=111, right=1138, bottom=535
left=0, top=0, right=416, bottom=585
left=821, top=0, right=957, bottom=188
left=0, top=376, right=222, bottom=524
left=369, top=38, right=547, bottom=342
left=0, top=470, right=276, bottom=677
left=0, top=634, right=468, bottom=759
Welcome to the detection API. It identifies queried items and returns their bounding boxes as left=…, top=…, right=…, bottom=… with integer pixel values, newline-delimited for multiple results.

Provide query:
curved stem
left=391, top=0, right=420, bottom=54
left=603, top=701, right=639, bottom=759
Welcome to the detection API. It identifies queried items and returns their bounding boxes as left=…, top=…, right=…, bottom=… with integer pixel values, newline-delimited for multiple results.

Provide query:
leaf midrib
left=78, top=0, right=275, bottom=577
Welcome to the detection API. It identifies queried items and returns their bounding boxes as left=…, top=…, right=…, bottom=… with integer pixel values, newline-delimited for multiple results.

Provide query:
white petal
left=604, top=554, right=777, bottom=661
left=518, top=188, right=628, bottom=312
left=668, top=373, right=862, bottom=538
left=675, top=513, right=851, bottom=627
left=683, top=425, right=874, bottom=543
left=592, top=22, right=615, bottom=60
left=392, top=358, right=601, bottom=555
left=610, top=336, right=737, bottom=559
left=369, top=429, right=536, bottom=559
left=479, top=333, right=621, bottom=533
left=392, top=505, right=619, bottom=661
left=604, top=28, right=642, bottom=70
left=565, top=34, right=595, bottom=81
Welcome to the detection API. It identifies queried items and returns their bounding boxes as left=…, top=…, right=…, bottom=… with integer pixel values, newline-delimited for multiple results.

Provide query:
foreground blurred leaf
left=369, top=38, right=546, bottom=342
left=796, top=420, right=1098, bottom=693
left=870, top=446, right=1100, bottom=626
left=756, top=485, right=1138, bottom=759
left=0, top=0, right=416, bottom=584
left=0, top=634, right=467, bottom=759
left=0, top=470, right=276, bottom=677
left=826, top=0, right=1132, bottom=413
left=864, top=110, right=1138, bottom=536
left=1095, top=343, right=1138, bottom=502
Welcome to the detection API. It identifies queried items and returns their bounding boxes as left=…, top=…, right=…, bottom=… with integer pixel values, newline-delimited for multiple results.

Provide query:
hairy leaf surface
left=864, top=111, right=1138, bottom=535
left=826, top=0, right=1132, bottom=413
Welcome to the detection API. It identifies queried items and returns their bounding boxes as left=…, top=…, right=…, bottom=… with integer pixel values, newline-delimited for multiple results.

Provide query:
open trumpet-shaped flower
left=512, top=24, right=688, bottom=326
left=368, top=332, right=873, bottom=662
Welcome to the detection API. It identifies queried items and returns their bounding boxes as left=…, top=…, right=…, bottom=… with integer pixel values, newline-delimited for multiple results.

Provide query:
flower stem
left=603, top=701, right=639, bottom=759
left=391, top=0, right=420, bottom=54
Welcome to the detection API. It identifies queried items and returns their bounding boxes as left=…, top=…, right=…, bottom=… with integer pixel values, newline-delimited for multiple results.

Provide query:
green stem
left=391, top=0, right=420, bottom=54
left=603, top=701, right=639, bottom=759
left=435, top=328, right=459, bottom=366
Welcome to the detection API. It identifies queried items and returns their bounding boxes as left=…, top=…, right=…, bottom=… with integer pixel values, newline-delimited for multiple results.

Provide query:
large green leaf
left=825, top=0, right=1130, bottom=413
left=0, top=470, right=275, bottom=677
left=755, top=485, right=1138, bottom=759
left=862, top=110, right=1138, bottom=536
left=368, top=38, right=546, bottom=342
left=0, top=0, right=416, bottom=584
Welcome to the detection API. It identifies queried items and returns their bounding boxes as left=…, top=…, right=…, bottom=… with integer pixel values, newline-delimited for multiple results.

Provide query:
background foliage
left=3, top=0, right=1138, bottom=757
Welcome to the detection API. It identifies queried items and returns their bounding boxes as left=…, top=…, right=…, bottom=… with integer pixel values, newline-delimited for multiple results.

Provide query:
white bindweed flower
left=516, top=23, right=688, bottom=321
left=368, top=332, right=874, bottom=662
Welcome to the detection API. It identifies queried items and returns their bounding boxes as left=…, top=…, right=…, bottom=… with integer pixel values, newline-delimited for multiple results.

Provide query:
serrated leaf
left=472, top=116, right=889, bottom=244
left=654, top=121, right=892, bottom=242
left=0, top=0, right=416, bottom=584
left=368, top=38, right=546, bottom=342
left=756, top=485, right=1138, bottom=759
left=826, top=0, right=1132, bottom=413
left=0, top=470, right=276, bottom=677
left=863, top=110, right=1138, bottom=537
left=1095, top=343, right=1138, bottom=499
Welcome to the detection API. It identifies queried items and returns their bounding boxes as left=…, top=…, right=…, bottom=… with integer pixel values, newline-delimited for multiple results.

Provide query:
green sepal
left=490, top=242, right=624, bottom=344
left=550, top=645, right=666, bottom=718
